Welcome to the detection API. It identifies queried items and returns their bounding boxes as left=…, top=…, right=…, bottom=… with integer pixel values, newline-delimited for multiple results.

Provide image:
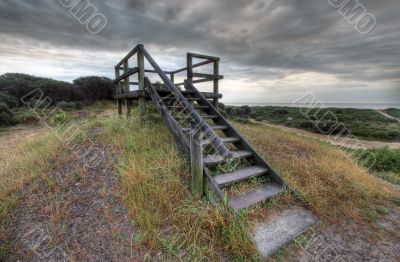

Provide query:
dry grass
left=0, top=128, right=62, bottom=259
left=234, top=122, right=399, bottom=222
left=90, top=112, right=259, bottom=261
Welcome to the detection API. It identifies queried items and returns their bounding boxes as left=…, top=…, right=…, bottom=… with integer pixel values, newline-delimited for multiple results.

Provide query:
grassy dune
left=87, top=111, right=258, bottom=261
left=234, top=122, right=398, bottom=221
left=1, top=104, right=399, bottom=260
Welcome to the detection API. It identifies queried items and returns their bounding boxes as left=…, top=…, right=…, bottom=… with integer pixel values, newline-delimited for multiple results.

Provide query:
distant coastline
left=225, top=103, right=400, bottom=110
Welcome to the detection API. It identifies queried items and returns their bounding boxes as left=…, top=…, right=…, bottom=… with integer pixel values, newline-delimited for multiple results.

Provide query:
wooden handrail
left=138, top=45, right=231, bottom=158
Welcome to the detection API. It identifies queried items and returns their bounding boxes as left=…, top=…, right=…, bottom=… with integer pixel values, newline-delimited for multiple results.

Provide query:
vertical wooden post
left=115, top=67, right=122, bottom=116
left=190, top=131, right=204, bottom=198
left=123, top=60, right=130, bottom=117
left=213, top=60, right=219, bottom=109
left=137, top=46, right=145, bottom=123
left=187, top=53, right=193, bottom=83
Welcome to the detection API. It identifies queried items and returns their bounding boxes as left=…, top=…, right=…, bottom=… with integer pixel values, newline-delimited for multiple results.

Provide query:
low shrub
left=57, top=101, right=82, bottom=111
left=0, top=102, right=17, bottom=126
left=0, top=93, right=18, bottom=109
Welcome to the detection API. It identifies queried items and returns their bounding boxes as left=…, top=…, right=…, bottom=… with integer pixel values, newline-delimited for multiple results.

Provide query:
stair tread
left=214, top=166, right=268, bottom=187
left=175, top=115, right=218, bottom=120
left=204, top=150, right=253, bottom=166
left=229, top=183, right=283, bottom=210
left=163, top=97, right=201, bottom=101
left=182, top=125, right=229, bottom=133
left=203, top=137, right=240, bottom=145
left=157, top=89, right=195, bottom=94
left=166, top=105, right=209, bottom=109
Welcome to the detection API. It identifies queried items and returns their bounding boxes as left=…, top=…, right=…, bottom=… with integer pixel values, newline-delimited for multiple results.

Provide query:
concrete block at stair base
left=252, top=208, right=316, bottom=257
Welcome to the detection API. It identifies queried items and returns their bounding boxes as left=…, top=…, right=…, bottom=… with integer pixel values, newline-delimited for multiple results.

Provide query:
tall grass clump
left=92, top=112, right=259, bottom=261
left=234, top=122, right=398, bottom=222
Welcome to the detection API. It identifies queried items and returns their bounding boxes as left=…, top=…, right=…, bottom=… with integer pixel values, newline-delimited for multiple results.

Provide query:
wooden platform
left=114, top=89, right=222, bottom=100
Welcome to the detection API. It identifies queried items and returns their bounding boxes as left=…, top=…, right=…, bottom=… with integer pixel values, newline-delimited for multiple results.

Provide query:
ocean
left=224, top=103, right=400, bottom=109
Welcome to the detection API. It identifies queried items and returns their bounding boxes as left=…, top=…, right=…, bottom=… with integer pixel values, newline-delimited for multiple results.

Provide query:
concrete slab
left=252, top=208, right=317, bottom=257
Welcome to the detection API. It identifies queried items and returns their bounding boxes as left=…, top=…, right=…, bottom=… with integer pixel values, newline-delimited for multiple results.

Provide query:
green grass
left=384, top=108, right=400, bottom=119
left=355, top=147, right=400, bottom=185
left=86, top=110, right=260, bottom=261
left=227, top=106, right=400, bottom=142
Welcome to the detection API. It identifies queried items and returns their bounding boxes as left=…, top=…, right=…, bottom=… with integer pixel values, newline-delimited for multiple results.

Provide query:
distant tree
left=0, top=73, right=73, bottom=102
left=72, top=76, right=115, bottom=101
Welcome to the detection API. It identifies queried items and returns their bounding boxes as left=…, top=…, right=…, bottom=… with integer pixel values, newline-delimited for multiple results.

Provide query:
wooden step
left=204, top=150, right=253, bottom=166
left=163, top=97, right=201, bottom=102
left=204, top=137, right=240, bottom=145
left=174, top=115, right=219, bottom=121
left=182, top=125, right=229, bottom=133
left=166, top=105, right=209, bottom=110
left=214, top=166, right=268, bottom=187
left=229, top=183, right=283, bottom=210
left=158, top=89, right=196, bottom=95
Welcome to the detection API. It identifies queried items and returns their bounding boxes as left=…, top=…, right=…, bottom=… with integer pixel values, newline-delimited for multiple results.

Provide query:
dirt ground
left=6, top=142, right=144, bottom=261
left=285, top=208, right=400, bottom=261
left=0, top=124, right=49, bottom=151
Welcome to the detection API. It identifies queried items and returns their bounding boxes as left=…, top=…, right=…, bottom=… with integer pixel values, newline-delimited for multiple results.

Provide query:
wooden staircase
left=145, top=79, right=284, bottom=212
left=114, top=44, right=285, bottom=212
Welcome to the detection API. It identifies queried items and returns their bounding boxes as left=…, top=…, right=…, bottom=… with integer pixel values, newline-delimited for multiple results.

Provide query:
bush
left=255, top=117, right=263, bottom=122
left=15, top=110, right=39, bottom=125
left=0, top=102, right=17, bottom=126
left=0, top=92, right=19, bottom=108
left=73, top=76, right=114, bottom=101
left=235, top=117, right=251, bottom=124
left=57, top=101, right=82, bottom=111
left=357, top=147, right=400, bottom=173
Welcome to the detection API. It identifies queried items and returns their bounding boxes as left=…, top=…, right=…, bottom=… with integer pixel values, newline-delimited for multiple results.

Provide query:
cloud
left=0, top=0, right=399, bottom=103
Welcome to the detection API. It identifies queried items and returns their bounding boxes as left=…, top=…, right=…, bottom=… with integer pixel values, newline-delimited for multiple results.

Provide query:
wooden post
left=123, top=60, right=130, bottom=117
left=190, top=131, right=204, bottom=198
left=137, top=46, right=145, bottom=123
left=213, top=60, right=219, bottom=108
left=115, top=67, right=122, bottom=116
left=187, top=53, right=193, bottom=83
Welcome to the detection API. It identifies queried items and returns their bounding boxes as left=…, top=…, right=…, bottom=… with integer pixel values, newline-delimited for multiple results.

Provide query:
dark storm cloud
left=0, top=0, right=399, bottom=85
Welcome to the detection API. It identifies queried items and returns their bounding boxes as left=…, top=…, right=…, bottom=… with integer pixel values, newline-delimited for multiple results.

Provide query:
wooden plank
left=190, top=131, right=204, bottom=197
left=123, top=60, right=130, bottom=117
left=213, top=60, right=219, bottom=108
left=115, top=68, right=122, bottom=116
left=214, top=166, right=268, bottom=187
left=187, top=53, right=193, bottom=83
left=115, top=46, right=138, bottom=69
left=187, top=52, right=220, bottom=61
left=175, top=78, right=214, bottom=86
left=114, top=91, right=222, bottom=100
left=113, top=67, right=138, bottom=83
left=204, top=137, right=239, bottom=145
left=192, top=73, right=223, bottom=80
left=172, top=59, right=214, bottom=74
left=137, top=49, right=145, bottom=122
left=229, top=183, right=283, bottom=210
left=182, top=125, right=229, bottom=133
left=175, top=114, right=218, bottom=120
left=204, top=150, right=253, bottom=166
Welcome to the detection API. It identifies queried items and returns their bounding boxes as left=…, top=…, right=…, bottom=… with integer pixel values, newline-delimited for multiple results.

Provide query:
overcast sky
left=0, top=0, right=399, bottom=104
